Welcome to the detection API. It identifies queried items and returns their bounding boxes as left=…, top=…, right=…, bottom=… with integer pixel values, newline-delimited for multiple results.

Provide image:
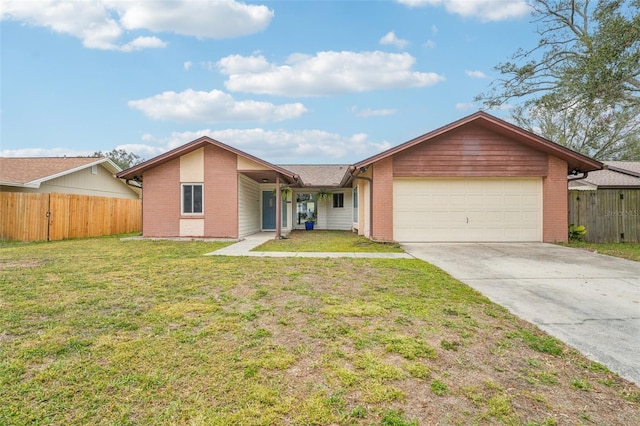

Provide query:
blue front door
left=262, top=191, right=276, bottom=229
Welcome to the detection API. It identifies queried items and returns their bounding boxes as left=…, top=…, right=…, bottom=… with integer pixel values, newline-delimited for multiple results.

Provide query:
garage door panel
left=393, top=178, right=542, bottom=242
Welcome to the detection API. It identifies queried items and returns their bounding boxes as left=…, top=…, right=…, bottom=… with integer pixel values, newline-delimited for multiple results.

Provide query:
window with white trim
left=332, top=193, right=344, bottom=208
left=182, top=184, right=203, bottom=214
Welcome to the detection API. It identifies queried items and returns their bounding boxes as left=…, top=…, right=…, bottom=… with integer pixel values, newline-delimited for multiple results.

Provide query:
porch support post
left=275, top=174, right=282, bottom=239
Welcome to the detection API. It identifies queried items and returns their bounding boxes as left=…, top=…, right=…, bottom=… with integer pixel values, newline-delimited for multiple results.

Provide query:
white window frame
left=181, top=183, right=204, bottom=215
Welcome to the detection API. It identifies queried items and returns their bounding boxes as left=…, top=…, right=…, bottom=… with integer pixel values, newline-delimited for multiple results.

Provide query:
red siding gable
left=393, top=124, right=548, bottom=177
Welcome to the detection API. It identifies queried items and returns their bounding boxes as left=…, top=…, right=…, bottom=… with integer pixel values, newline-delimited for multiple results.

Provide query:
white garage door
left=394, top=178, right=542, bottom=242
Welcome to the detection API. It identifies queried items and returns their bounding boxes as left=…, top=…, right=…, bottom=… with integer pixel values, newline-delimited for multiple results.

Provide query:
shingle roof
left=0, top=157, right=115, bottom=186
left=606, top=161, right=640, bottom=175
left=278, top=164, right=350, bottom=187
left=569, top=161, right=640, bottom=189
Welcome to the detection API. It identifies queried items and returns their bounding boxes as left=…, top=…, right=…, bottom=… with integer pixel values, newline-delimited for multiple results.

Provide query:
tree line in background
left=89, top=149, right=144, bottom=170
left=477, top=0, right=639, bottom=160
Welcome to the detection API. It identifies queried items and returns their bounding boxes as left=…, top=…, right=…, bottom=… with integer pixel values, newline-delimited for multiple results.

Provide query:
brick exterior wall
left=141, top=145, right=240, bottom=238
left=371, top=157, right=394, bottom=242
left=543, top=155, right=569, bottom=242
left=203, top=145, right=239, bottom=238
left=142, top=158, right=181, bottom=237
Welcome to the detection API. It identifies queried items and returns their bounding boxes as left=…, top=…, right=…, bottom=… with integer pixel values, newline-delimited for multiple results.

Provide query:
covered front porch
left=238, top=163, right=357, bottom=239
left=239, top=182, right=356, bottom=237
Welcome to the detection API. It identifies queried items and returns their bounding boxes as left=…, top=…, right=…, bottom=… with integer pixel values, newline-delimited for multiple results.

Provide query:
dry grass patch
left=1, top=236, right=639, bottom=425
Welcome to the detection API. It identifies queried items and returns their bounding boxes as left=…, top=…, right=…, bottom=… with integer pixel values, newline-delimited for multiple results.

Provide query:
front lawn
left=564, top=241, right=640, bottom=262
left=254, top=230, right=404, bottom=252
left=1, top=236, right=638, bottom=425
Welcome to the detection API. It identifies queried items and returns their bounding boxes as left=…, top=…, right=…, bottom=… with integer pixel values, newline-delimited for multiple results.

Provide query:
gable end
left=393, top=124, right=548, bottom=177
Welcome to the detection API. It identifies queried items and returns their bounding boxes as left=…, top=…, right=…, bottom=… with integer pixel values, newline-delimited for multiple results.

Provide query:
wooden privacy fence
left=0, top=192, right=142, bottom=242
left=569, top=189, right=639, bottom=243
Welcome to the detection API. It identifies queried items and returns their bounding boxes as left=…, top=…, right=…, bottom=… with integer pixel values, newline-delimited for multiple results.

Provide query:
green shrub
left=568, top=224, right=587, bottom=241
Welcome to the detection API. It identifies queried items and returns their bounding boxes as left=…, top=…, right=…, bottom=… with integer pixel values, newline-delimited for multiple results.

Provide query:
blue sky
left=1, top=0, right=537, bottom=165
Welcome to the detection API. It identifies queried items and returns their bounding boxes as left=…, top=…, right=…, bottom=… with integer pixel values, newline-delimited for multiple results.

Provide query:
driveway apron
left=402, top=243, right=640, bottom=386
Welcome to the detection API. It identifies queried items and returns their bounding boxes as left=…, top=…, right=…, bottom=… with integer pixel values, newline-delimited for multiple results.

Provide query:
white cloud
left=0, top=0, right=273, bottom=51
left=351, top=106, right=397, bottom=118
left=184, top=61, right=193, bottom=71
left=465, top=70, right=488, bottom=79
left=112, top=0, right=273, bottom=39
left=218, top=51, right=445, bottom=97
left=1, top=0, right=123, bottom=50
left=217, top=54, right=273, bottom=74
left=120, top=36, right=167, bottom=52
left=1, top=128, right=392, bottom=164
left=0, top=143, right=161, bottom=161
left=455, top=102, right=477, bottom=111
left=128, top=89, right=307, bottom=123
left=396, top=0, right=531, bottom=21
left=379, top=31, right=409, bottom=49
left=140, top=128, right=393, bottom=163
left=424, top=40, right=436, bottom=49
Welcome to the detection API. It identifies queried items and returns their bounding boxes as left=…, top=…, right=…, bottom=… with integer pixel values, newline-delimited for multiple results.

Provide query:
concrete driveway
left=402, top=243, right=640, bottom=385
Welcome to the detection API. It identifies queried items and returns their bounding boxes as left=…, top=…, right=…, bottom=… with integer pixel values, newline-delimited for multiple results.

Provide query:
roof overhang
left=0, top=180, right=40, bottom=188
left=238, top=170, right=300, bottom=185
left=353, top=111, right=603, bottom=175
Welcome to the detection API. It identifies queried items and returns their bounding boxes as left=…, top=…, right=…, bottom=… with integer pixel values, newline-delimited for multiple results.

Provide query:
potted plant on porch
left=305, top=211, right=316, bottom=230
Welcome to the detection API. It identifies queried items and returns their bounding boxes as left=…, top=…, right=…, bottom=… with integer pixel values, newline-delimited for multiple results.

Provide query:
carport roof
left=353, top=111, right=603, bottom=174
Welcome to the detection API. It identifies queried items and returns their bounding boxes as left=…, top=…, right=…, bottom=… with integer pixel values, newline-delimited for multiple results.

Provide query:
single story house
left=0, top=156, right=141, bottom=199
left=569, top=161, right=640, bottom=243
left=117, top=111, right=602, bottom=243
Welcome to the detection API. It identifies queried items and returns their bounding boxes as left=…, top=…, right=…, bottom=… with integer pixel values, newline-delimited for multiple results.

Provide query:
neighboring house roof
left=0, top=156, right=124, bottom=188
left=569, top=161, right=640, bottom=189
left=352, top=111, right=603, bottom=175
left=279, top=165, right=350, bottom=187
left=117, top=136, right=302, bottom=186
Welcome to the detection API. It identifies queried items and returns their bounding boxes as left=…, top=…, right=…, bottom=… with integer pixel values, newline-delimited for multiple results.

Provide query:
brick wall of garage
left=543, top=155, right=569, bottom=242
left=371, top=157, right=394, bottom=242
left=142, top=158, right=181, bottom=237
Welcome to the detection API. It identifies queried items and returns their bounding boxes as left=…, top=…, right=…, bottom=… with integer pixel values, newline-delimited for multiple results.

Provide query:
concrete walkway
left=204, top=232, right=413, bottom=258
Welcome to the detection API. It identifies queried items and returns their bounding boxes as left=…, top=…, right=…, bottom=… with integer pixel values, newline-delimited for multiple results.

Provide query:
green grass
left=563, top=241, right=640, bottom=261
left=1, top=236, right=638, bottom=425
left=253, top=230, right=404, bottom=252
